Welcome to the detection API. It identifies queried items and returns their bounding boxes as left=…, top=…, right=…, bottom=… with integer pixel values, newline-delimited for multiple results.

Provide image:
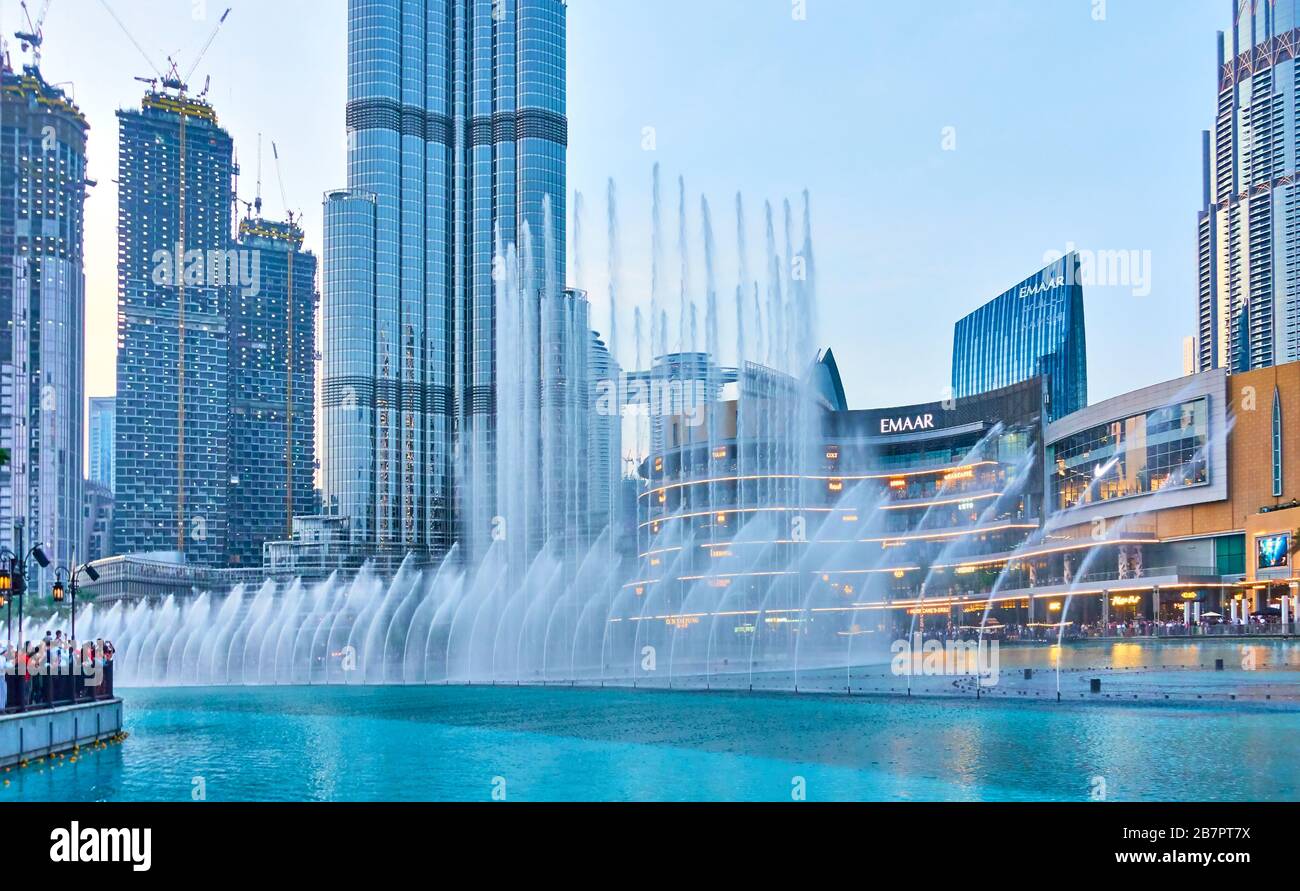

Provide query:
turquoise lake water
left=5, top=644, right=1300, bottom=802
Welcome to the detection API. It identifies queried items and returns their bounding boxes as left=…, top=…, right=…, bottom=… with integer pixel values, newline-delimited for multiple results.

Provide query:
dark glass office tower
left=1197, top=0, right=1300, bottom=372
left=951, top=253, right=1087, bottom=423
left=113, top=91, right=234, bottom=565
left=0, top=63, right=89, bottom=584
left=227, top=217, right=318, bottom=567
left=323, top=0, right=568, bottom=560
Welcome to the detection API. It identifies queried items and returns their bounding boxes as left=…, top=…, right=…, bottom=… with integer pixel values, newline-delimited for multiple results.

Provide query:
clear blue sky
left=17, top=0, right=1227, bottom=411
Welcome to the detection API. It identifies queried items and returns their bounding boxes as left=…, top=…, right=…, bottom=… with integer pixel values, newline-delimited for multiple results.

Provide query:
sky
left=10, top=0, right=1229, bottom=416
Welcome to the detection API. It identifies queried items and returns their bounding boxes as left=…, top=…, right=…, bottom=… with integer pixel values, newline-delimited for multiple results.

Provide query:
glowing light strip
left=638, top=462, right=1000, bottom=499
left=638, top=506, right=841, bottom=529
left=878, top=491, right=1000, bottom=511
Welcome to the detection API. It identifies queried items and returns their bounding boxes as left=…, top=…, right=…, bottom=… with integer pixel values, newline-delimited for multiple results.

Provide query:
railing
left=1075, top=622, right=1297, bottom=639
left=1075, top=564, right=1219, bottom=585
left=2, top=659, right=114, bottom=715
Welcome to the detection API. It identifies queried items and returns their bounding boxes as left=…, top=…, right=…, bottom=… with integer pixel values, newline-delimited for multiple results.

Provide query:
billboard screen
left=1257, top=533, right=1291, bottom=570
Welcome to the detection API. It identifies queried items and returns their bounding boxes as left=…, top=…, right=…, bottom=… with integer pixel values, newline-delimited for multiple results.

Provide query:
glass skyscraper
left=323, top=0, right=568, bottom=560
left=228, top=217, right=318, bottom=567
left=0, top=62, right=89, bottom=583
left=1197, top=0, right=1300, bottom=372
left=88, top=397, right=115, bottom=492
left=113, top=91, right=234, bottom=565
left=951, top=253, right=1087, bottom=422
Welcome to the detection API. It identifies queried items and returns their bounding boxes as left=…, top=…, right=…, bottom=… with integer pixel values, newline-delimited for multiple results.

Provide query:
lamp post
left=52, top=562, right=99, bottom=642
left=0, top=566, right=10, bottom=641
left=0, top=545, right=51, bottom=649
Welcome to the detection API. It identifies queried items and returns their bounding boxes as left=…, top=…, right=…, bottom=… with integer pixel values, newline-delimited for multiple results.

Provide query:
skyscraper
left=113, top=90, right=235, bottom=565
left=0, top=62, right=89, bottom=580
left=227, top=217, right=318, bottom=567
left=951, top=253, right=1087, bottom=422
left=322, top=0, right=568, bottom=561
left=1197, top=1, right=1300, bottom=373
left=88, top=397, right=115, bottom=491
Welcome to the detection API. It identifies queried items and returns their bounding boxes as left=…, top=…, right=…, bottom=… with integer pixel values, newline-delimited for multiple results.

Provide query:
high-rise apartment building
left=227, top=217, right=318, bottom=567
left=0, top=62, right=89, bottom=582
left=322, top=0, right=569, bottom=561
left=113, top=90, right=234, bottom=565
left=1197, top=1, right=1300, bottom=372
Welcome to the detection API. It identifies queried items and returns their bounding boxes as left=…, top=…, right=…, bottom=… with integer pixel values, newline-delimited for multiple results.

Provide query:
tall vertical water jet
left=606, top=178, right=621, bottom=363
left=572, top=189, right=585, bottom=290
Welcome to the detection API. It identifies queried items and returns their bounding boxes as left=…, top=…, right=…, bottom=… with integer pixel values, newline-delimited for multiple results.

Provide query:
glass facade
left=951, top=253, right=1087, bottom=422
left=323, top=0, right=568, bottom=559
left=88, top=397, right=115, bottom=492
left=1198, top=0, right=1300, bottom=372
left=0, top=65, right=88, bottom=587
left=1048, top=397, right=1210, bottom=512
left=227, top=219, right=318, bottom=567
left=113, top=93, right=234, bottom=565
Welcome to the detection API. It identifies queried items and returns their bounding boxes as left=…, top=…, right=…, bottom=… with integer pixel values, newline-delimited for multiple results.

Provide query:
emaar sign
left=1019, top=275, right=1065, bottom=299
left=880, top=414, right=936, bottom=435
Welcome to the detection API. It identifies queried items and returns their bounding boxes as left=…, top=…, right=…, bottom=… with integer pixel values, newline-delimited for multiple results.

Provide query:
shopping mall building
left=634, top=357, right=1298, bottom=635
left=633, top=259, right=1300, bottom=638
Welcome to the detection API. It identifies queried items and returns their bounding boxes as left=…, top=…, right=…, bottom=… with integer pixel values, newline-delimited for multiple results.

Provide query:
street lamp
left=52, top=562, right=98, bottom=642
left=0, top=545, right=50, bottom=648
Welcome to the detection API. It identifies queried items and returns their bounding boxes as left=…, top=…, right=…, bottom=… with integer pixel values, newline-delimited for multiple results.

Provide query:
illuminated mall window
left=1273, top=388, right=1284, bottom=498
left=1047, top=397, right=1210, bottom=510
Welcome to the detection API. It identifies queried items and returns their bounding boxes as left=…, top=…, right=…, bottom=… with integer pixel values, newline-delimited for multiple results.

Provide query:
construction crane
left=14, top=0, right=52, bottom=68
left=270, top=140, right=299, bottom=537
left=99, top=0, right=234, bottom=556
left=100, top=1, right=230, bottom=96
left=271, top=140, right=297, bottom=225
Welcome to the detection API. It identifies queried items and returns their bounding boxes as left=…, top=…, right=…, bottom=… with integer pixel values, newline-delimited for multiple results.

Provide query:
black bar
left=6, top=802, right=1284, bottom=877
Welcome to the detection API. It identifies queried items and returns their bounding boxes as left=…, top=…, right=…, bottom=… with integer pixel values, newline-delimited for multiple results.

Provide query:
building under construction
left=227, top=216, right=318, bottom=566
left=0, top=58, right=90, bottom=593
left=112, top=89, right=234, bottom=566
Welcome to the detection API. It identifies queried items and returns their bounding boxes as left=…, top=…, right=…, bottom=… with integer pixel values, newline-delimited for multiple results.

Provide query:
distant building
left=1183, top=335, right=1197, bottom=377
left=0, top=62, right=90, bottom=589
left=82, top=482, right=114, bottom=563
left=88, top=397, right=115, bottom=491
left=227, top=217, right=318, bottom=567
left=263, top=515, right=365, bottom=579
left=951, top=253, right=1087, bottom=422
left=113, top=90, right=234, bottom=565
left=1196, top=3, right=1300, bottom=372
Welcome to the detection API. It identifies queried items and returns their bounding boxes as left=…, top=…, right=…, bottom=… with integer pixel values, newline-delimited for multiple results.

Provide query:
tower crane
left=14, top=0, right=52, bottom=69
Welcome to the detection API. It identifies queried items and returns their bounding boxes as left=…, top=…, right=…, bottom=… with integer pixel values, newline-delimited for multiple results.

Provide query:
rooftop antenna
left=14, top=0, right=51, bottom=69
